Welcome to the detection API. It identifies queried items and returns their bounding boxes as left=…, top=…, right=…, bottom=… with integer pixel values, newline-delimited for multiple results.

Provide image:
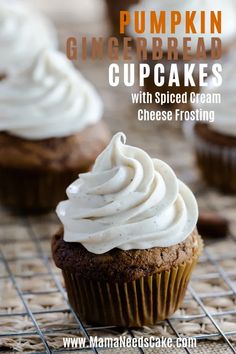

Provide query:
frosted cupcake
left=127, top=0, right=236, bottom=107
left=187, top=63, right=236, bottom=193
left=104, top=0, right=140, bottom=37
left=52, top=133, right=202, bottom=327
left=0, top=49, right=110, bottom=211
left=0, top=0, right=57, bottom=79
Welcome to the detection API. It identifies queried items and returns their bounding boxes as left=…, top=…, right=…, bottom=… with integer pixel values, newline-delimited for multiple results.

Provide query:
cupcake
left=104, top=0, right=140, bottom=38
left=0, top=0, right=57, bottom=79
left=52, top=133, right=202, bottom=327
left=186, top=63, right=236, bottom=194
left=127, top=0, right=236, bottom=108
left=0, top=49, right=110, bottom=211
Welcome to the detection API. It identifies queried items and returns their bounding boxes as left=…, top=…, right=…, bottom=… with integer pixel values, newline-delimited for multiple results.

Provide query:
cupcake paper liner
left=185, top=122, right=236, bottom=194
left=63, top=255, right=199, bottom=327
left=0, top=166, right=82, bottom=211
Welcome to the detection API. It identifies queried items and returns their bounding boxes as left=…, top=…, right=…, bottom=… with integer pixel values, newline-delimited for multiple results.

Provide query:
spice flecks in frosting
left=0, top=49, right=103, bottom=139
left=56, top=133, right=198, bottom=254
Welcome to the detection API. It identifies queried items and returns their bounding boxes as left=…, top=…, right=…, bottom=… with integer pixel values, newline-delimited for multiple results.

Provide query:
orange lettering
left=120, top=11, right=130, bottom=34
left=171, top=11, right=181, bottom=33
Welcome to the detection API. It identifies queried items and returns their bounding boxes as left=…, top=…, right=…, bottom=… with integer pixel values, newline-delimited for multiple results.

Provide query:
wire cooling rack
left=1, top=56, right=236, bottom=354
left=1, top=187, right=236, bottom=354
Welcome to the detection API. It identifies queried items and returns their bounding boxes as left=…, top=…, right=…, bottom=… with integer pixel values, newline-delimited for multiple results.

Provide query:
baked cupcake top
left=56, top=133, right=198, bottom=254
left=0, top=0, right=57, bottom=75
left=0, top=49, right=103, bottom=140
left=194, top=63, right=236, bottom=138
left=127, top=0, right=236, bottom=52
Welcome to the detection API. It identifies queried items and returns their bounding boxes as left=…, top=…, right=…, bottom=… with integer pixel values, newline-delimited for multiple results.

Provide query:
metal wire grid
left=0, top=215, right=236, bottom=354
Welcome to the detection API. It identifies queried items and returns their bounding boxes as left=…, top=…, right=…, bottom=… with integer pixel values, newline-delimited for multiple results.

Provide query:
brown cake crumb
left=194, top=122, right=236, bottom=147
left=0, top=121, right=110, bottom=170
left=52, top=227, right=202, bottom=283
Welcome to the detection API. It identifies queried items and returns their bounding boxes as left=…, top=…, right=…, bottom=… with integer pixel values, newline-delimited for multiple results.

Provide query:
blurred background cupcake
left=0, top=0, right=57, bottom=80
left=185, top=63, right=236, bottom=194
left=104, top=0, right=140, bottom=37
left=127, top=0, right=236, bottom=108
left=23, top=0, right=106, bottom=37
left=0, top=49, right=110, bottom=211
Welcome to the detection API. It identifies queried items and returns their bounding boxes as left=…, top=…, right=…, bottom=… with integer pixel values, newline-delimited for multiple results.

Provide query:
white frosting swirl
left=0, top=49, right=103, bottom=139
left=57, top=133, right=198, bottom=254
left=194, top=63, right=236, bottom=137
left=128, top=0, right=236, bottom=52
left=0, top=0, right=57, bottom=75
